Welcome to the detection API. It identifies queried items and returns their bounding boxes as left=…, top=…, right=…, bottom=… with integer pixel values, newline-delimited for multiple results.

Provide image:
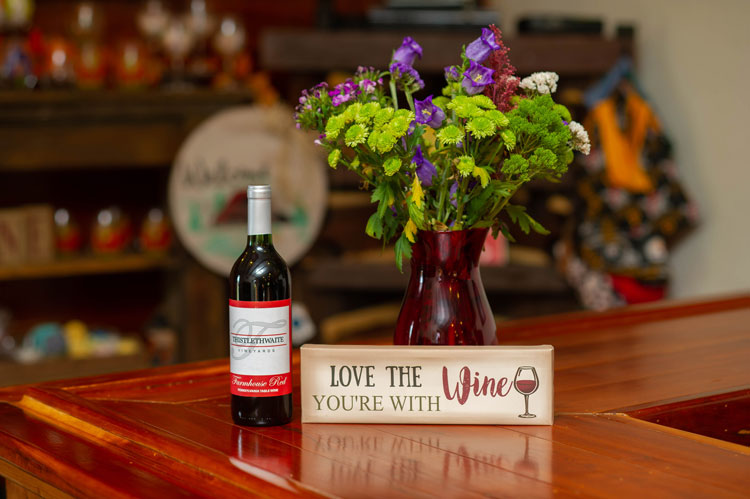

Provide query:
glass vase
left=394, top=228, right=497, bottom=345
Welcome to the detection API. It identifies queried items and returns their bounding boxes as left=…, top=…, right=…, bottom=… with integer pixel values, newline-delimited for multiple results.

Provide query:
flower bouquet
left=295, top=26, right=590, bottom=345
left=295, top=26, right=589, bottom=270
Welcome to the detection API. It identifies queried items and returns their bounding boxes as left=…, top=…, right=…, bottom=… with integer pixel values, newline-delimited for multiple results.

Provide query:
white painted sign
left=168, top=104, right=328, bottom=274
left=300, top=345, right=554, bottom=425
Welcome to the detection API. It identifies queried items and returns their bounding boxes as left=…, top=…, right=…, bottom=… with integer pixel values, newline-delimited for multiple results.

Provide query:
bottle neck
left=247, top=197, right=271, bottom=238
left=247, top=233, right=273, bottom=246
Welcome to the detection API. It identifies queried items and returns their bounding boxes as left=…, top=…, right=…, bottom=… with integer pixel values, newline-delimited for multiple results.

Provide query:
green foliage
left=394, top=232, right=413, bottom=273
left=505, top=204, right=550, bottom=235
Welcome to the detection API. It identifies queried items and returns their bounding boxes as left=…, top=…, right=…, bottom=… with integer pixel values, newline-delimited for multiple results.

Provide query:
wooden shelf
left=306, top=260, right=570, bottom=294
left=0, top=90, right=254, bottom=171
left=260, top=30, right=632, bottom=76
left=0, top=253, right=175, bottom=281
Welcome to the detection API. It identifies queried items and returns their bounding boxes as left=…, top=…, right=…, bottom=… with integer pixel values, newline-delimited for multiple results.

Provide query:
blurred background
left=1, top=0, right=748, bottom=385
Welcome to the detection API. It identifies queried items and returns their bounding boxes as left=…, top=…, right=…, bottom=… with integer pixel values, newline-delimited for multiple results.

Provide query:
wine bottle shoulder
left=229, top=245, right=290, bottom=301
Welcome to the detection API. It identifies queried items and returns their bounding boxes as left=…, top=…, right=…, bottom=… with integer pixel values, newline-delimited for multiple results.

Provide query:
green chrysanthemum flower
left=328, top=149, right=342, bottom=168
left=469, top=95, right=496, bottom=109
left=466, top=116, right=496, bottom=140
left=447, top=96, right=484, bottom=119
left=357, top=102, right=381, bottom=123
left=394, top=109, right=415, bottom=122
left=342, top=103, right=361, bottom=123
left=375, top=131, right=398, bottom=153
left=374, top=107, right=394, bottom=128
left=345, top=124, right=369, bottom=147
left=456, top=155, right=475, bottom=177
left=325, top=114, right=346, bottom=140
left=383, top=157, right=401, bottom=176
left=437, top=125, right=464, bottom=146
left=367, top=129, right=381, bottom=150
left=386, top=116, right=411, bottom=137
left=485, top=110, right=510, bottom=128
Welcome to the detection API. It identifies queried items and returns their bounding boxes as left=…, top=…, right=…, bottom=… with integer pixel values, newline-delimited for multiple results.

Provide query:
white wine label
left=229, top=298, right=292, bottom=397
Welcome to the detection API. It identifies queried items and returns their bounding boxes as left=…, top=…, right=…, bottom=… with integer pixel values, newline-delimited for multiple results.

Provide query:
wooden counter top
left=1, top=295, right=749, bottom=497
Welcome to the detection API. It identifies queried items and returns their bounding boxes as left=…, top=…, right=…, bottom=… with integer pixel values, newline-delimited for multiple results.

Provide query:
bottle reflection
left=229, top=426, right=296, bottom=492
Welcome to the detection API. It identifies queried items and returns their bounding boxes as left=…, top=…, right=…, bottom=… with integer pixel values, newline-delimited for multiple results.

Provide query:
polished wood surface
left=1, top=295, right=749, bottom=497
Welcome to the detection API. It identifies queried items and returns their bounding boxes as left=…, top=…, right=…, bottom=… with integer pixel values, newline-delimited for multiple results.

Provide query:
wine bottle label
left=229, top=298, right=292, bottom=397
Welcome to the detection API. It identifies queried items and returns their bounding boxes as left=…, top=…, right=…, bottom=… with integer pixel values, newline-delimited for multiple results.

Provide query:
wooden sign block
left=301, top=345, right=554, bottom=425
left=23, top=205, right=55, bottom=263
left=0, top=208, right=27, bottom=265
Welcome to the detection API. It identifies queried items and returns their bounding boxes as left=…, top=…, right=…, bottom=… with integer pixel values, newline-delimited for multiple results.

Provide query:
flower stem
left=454, top=175, right=470, bottom=229
left=389, top=80, right=399, bottom=110
left=488, top=183, right=520, bottom=220
left=436, top=162, right=450, bottom=225
left=486, top=140, right=504, bottom=166
left=405, top=90, right=415, bottom=112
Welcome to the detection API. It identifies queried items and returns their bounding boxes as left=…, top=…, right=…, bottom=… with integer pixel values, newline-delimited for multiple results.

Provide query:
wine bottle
left=228, top=185, right=292, bottom=426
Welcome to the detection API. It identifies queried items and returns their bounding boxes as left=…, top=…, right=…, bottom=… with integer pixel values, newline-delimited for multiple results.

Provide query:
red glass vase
left=394, top=228, right=498, bottom=345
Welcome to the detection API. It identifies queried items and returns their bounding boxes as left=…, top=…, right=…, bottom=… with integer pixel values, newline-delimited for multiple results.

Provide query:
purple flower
left=358, top=78, right=376, bottom=93
left=411, top=146, right=437, bottom=187
left=330, top=79, right=359, bottom=106
left=389, top=62, right=425, bottom=91
left=414, top=95, right=446, bottom=129
left=392, top=36, right=423, bottom=66
left=312, top=82, right=328, bottom=98
left=462, top=61, right=495, bottom=95
left=465, top=27, right=501, bottom=63
left=449, top=181, right=458, bottom=207
left=444, top=65, right=460, bottom=82
left=448, top=180, right=476, bottom=208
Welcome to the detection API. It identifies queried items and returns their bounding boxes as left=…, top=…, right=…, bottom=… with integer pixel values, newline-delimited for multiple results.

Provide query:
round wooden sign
left=168, top=104, right=327, bottom=274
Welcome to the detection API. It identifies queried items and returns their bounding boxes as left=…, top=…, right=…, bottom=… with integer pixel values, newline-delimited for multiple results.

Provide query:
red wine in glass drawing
left=514, top=366, right=539, bottom=418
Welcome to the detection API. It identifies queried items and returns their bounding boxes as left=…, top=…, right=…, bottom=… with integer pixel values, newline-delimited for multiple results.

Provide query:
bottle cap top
left=247, top=184, right=271, bottom=199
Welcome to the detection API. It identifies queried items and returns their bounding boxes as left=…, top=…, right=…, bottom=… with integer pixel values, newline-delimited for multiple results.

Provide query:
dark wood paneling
left=260, top=30, right=632, bottom=75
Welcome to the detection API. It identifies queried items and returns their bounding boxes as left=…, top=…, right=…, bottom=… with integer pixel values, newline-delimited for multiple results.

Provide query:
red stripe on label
left=230, top=373, right=292, bottom=397
left=229, top=298, right=291, bottom=309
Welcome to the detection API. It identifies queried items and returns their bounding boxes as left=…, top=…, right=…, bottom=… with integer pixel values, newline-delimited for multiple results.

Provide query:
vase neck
left=411, top=229, right=488, bottom=271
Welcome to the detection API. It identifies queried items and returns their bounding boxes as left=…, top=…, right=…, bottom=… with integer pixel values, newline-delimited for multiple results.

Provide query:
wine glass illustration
left=514, top=366, right=539, bottom=418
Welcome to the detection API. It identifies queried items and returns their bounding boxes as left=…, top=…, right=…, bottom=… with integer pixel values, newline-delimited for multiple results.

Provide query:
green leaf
left=394, top=231, right=413, bottom=273
left=365, top=212, right=383, bottom=239
left=466, top=185, right=494, bottom=222
left=505, top=204, right=550, bottom=235
left=472, top=165, right=491, bottom=188
left=371, top=183, right=393, bottom=219
left=407, top=198, right=424, bottom=228
left=499, top=224, right=516, bottom=243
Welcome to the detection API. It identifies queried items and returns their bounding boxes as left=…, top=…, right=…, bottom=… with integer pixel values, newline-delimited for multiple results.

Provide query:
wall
left=493, top=0, right=750, bottom=299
